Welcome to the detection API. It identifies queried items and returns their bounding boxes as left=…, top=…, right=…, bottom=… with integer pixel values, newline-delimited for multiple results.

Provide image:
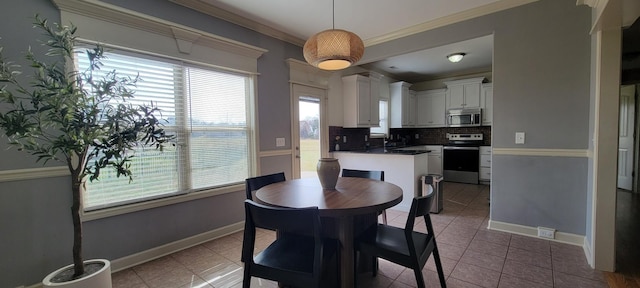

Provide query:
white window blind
left=75, top=47, right=251, bottom=210
left=371, top=99, right=389, bottom=136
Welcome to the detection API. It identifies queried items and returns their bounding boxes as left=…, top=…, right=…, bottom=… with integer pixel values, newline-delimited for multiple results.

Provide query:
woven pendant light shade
left=303, top=29, right=364, bottom=70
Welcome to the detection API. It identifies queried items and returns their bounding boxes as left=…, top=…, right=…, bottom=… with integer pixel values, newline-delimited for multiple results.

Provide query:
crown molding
left=364, top=0, right=539, bottom=46
left=52, top=0, right=267, bottom=60
left=576, top=0, right=601, bottom=8
left=170, top=0, right=538, bottom=48
left=170, top=0, right=306, bottom=47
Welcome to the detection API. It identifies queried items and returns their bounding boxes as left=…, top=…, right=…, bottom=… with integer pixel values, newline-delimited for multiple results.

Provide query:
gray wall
left=363, top=0, right=592, bottom=234
left=1, top=0, right=595, bottom=286
left=0, top=0, right=300, bottom=286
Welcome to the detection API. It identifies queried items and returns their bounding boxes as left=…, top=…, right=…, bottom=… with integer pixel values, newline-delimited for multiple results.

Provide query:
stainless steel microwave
left=446, top=108, right=482, bottom=127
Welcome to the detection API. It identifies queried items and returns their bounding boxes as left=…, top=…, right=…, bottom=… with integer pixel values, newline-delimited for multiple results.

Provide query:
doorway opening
left=291, top=84, right=326, bottom=179
left=299, top=97, right=321, bottom=178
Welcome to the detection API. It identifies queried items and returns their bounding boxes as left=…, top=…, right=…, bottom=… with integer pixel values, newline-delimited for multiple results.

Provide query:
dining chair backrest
left=405, top=191, right=435, bottom=240
left=244, top=172, right=285, bottom=200
left=242, top=199, right=328, bottom=288
left=341, top=168, right=384, bottom=181
left=355, top=190, right=446, bottom=288
left=342, top=168, right=387, bottom=224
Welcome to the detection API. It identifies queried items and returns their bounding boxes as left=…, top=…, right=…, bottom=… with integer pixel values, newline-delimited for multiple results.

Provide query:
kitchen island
left=333, top=148, right=429, bottom=212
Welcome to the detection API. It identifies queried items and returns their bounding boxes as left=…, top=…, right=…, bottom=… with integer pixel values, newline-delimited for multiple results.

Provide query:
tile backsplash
left=329, top=126, right=491, bottom=152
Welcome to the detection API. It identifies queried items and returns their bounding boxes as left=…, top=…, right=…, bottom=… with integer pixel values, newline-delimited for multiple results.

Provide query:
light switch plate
left=276, top=137, right=285, bottom=147
left=515, top=132, right=525, bottom=144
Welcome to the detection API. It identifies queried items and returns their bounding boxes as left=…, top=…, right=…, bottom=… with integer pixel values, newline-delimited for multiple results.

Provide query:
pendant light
left=303, top=0, right=364, bottom=70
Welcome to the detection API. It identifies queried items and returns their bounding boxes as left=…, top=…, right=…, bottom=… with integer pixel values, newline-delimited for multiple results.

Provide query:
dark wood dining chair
left=355, top=193, right=447, bottom=288
left=341, top=168, right=388, bottom=224
left=241, top=199, right=339, bottom=288
left=244, top=172, right=285, bottom=200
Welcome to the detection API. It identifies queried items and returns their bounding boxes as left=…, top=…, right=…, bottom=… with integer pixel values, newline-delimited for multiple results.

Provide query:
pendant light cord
left=332, top=0, right=335, bottom=29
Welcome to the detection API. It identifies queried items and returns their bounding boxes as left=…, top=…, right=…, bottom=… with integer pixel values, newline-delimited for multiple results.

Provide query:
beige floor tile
left=450, top=262, right=501, bottom=288
left=506, top=246, right=552, bottom=269
left=459, top=249, right=505, bottom=272
left=501, top=259, right=553, bottom=286
left=113, top=183, right=604, bottom=288
left=508, top=234, right=551, bottom=255
left=553, top=271, right=608, bottom=288
left=497, top=273, right=552, bottom=288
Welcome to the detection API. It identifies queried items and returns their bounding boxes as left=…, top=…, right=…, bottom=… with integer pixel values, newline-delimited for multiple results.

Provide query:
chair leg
left=432, top=247, right=447, bottom=287
left=381, top=210, right=388, bottom=225
left=372, top=256, right=378, bottom=277
left=413, top=267, right=426, bottom=288
left=242, top=264, right=251, bottom=288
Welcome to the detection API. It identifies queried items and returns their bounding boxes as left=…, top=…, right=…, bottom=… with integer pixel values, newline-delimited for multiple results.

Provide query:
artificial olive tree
left=0, top=16, right=172, bottom=279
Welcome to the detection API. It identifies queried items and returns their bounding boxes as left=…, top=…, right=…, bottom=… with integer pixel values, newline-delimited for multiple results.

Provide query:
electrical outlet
left=343, top=136, right=347, bottom=143
left=365, top=135, right=368, bottom=141
left=515, top=132, right=525, bottom=144
left=537, top=227, right=556, bottom=239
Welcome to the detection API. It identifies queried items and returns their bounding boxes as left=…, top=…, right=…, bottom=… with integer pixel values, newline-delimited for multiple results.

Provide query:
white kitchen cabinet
left=390, top=81, right=415, bottom=128
left=481, top=83, right=493, bottom=126
left=425, top=145, right=443, bottom=175
left=333, top=151, right=429, bottom=212
left=416, top=89, right=446, bottom=127
left=444, top=77, right=485, bottom=110
left=342, top=74, right=380, bottom=127
left=479, top=146, right=492, bottom=184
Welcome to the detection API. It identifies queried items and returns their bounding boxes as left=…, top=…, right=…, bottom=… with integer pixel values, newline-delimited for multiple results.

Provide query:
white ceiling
left=198, top=0, right=503, bottom=42
left=174, top=0, right=532, bottom=81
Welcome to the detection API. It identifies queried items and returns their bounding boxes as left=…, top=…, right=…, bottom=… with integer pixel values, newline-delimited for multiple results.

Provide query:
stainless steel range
left=443, top=133, right=483, bottom=184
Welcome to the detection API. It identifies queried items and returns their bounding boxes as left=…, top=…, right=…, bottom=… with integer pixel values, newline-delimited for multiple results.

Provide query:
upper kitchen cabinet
left=390, top=81, right=415, bottom=128
left=481, top=83, right=493, bottom=126
left=444, top=77, right=485, bottom=110
left=343, top=73, right=381, bottom=128
left=416, top=89, right=446, bottom=127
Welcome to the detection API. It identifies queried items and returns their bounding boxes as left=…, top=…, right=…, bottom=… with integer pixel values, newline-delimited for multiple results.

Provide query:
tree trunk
left=71, top=174, right=84, bottom=277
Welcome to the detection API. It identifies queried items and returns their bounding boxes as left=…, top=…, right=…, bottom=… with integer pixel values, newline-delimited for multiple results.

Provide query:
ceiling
left=172, top=0, right=638, bottom=83
left=171, top=0, right=532, bottom=82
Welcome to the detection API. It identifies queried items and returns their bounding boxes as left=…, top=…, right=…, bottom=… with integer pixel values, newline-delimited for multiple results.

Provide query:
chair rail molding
left=0, top=166, right=69, bottom=183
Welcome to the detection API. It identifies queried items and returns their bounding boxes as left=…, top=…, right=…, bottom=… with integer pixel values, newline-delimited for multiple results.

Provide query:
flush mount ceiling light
left=447, top=53, right=466, bottom=63
left=303, top=0, right=364, bottom=70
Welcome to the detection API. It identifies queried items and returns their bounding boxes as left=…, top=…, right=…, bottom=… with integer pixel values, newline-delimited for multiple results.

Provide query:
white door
left=292, top=84, right=327, bottom=179
left=618, top=85, right=635, bottom=190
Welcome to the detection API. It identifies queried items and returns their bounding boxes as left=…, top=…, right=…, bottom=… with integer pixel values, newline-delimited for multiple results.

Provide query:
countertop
left=333, top=146, right=432, bottom=155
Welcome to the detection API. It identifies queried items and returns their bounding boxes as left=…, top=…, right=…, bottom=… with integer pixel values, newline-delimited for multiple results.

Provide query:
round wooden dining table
left=255, top=176, right=403, bottom=288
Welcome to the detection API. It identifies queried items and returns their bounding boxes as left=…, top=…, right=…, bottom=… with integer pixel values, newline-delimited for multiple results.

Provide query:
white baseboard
left=111, top=221, right=244, bottom=272
left=583, top=237, right=594, bottom=267
left=488, top=220, right=585, bottom=247
left=21, top=222, right=244, bottom=288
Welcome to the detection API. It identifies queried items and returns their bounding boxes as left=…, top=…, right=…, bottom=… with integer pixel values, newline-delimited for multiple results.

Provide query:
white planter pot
left=42, top=259, right=112, bottom=288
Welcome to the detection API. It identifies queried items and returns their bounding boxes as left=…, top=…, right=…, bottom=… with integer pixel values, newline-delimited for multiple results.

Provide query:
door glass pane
left=299, top=97, right=320, bottom=178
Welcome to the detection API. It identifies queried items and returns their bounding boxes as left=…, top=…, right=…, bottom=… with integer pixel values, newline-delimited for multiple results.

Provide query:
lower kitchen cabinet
left=426, top=145, right=443, bottom=175
left=333, top=151, right=428, bottom=212
left=479, top=146, right=491, bottom=184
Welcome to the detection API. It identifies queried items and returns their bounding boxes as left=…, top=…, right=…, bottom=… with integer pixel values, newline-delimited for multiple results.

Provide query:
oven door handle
left=443, top=146, right=480, bottom=151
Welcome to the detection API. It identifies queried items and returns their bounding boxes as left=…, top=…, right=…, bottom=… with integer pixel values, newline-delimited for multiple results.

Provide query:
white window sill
left=81, top=184, right=244, bottom=222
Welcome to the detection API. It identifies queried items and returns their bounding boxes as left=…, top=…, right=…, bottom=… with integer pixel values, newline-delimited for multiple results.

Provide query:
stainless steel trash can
left=422, top=174, right=444, bottom=213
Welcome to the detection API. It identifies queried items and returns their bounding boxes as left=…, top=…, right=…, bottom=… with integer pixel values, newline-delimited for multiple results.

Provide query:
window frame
left=78, top=47, right=255, bottom=212
left=54, top=0, right=266, bottom=221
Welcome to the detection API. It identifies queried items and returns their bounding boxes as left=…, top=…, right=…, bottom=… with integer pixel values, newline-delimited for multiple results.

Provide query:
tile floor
left=112, top=182, right=607, bottom=288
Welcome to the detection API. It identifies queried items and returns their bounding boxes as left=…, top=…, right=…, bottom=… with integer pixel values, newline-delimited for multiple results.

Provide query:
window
left=76, top=47, right=252, bottom=211
left=370, top=99, right=389, bottom=137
